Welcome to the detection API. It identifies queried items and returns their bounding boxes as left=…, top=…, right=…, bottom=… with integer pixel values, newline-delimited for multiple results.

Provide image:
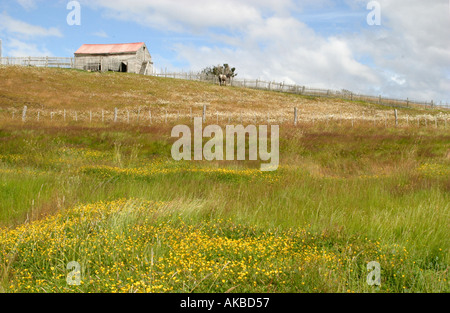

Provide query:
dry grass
left=1, top=66, right=448, bottom=126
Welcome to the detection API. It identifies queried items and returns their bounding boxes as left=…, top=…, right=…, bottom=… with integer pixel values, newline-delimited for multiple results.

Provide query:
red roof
left=75, top=42, right=145, bottom=55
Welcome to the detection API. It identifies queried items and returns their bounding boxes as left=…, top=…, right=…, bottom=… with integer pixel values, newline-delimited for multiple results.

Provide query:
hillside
left=1, top=66, right=447, bottom=124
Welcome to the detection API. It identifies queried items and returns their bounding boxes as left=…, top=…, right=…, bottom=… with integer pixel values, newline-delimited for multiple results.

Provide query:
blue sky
left=0, top=0, right=449, bottom=104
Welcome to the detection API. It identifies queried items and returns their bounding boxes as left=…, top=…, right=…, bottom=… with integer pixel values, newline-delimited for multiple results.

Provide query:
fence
left=4, top=105, right=449, bottom=130
left=1, top=56, right=448, bottom=110
left=152, top=71, right=449, bottom=111
left=0, top=57, right=73, bottom=68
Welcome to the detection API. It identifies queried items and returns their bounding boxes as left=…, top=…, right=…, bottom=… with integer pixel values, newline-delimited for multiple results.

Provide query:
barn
left=74, top=42, right=153, bottom=75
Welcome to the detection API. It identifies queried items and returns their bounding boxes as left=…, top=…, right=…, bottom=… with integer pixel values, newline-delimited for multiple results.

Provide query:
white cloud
left=84, top=0, right=280, bottom=32
left=171, top=14, right=380, bottom=93
left=92, top=30, right=109, bottom=38
left=0, top=12, right=61, bottom=58
left=347, top=0, right=450, bottom=101
left=0, top=12, right=62, bottom=38
left=6, top=38, right=53, bottom=57
left=16, top=0, right=37, bottom=10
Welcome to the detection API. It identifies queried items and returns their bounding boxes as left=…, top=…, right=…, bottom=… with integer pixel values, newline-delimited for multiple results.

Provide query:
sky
left=0, top=0, right=449, bottom=104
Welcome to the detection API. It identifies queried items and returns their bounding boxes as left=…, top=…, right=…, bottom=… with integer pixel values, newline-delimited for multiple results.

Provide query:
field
left=0, top=66, right=449, bottom=293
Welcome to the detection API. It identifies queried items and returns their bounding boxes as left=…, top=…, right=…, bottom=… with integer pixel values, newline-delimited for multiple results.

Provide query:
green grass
left=0, top=121, right=448, bottom=293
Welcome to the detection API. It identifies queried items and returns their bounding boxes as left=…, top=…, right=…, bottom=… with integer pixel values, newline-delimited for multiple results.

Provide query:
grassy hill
left=1, top=66, right=447, bottom=124
left=0, top=66, right=448, bottom=293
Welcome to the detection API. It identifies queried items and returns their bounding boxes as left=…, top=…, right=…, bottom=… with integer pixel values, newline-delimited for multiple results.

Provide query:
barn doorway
left=119, top=62, right=128, bottom=73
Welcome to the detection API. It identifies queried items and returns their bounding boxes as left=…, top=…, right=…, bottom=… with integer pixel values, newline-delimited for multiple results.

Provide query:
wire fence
left=3, top=106, right=449, bottom=129
left=152, top=71, right=449, bottom=111
left=1, top=56, right=448, bottom=111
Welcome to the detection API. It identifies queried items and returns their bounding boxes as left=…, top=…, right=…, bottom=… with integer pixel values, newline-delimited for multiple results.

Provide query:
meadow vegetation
left=0, top=67, right=448, bottom=293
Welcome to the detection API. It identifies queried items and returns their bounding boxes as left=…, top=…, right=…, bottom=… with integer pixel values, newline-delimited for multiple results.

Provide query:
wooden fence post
left=37, top=111, right=40, bottom=121
left=75, top=111, right=78, bottom=122
left=114, top=108, right=118, bottom=123
left=22, top=106, right=27, bottom=122
left=202, top=105, right=206, bottom=123
left=294, top=107, right=298, bottom=126
left=127, top=110, right=130, bottom=124
left=90, top=111, right=92, bottom=123
left=394, top=109, right=398, bottom=127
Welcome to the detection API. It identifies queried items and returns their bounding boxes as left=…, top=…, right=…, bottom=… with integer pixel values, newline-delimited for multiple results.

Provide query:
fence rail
left=1, top=56, right=448, bottom=110
left=0, top=57, right=73, bottom=68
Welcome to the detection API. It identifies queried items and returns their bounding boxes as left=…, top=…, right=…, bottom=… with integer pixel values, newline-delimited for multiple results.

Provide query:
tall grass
left=0, top=120, right=448, bottom=293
